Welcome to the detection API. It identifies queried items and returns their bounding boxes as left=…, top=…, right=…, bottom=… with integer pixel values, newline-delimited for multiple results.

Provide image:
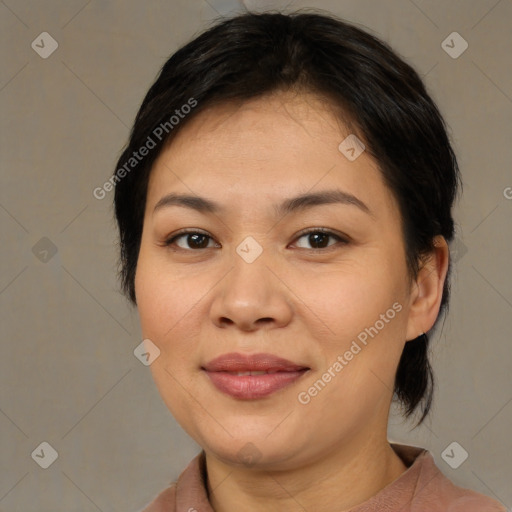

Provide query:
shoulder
left=138, top=451, right=208, bottom=512
left=398, top=446, right=507, bottom=512
left=443, top=493, right=507, bottom=512
left=139, top=484, right=177, bottom=512
left=413, top=474, right=507, bottom=512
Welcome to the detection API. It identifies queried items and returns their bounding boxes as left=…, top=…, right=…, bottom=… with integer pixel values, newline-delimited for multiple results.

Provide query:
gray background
left=1, top=0, right=511, bottom=510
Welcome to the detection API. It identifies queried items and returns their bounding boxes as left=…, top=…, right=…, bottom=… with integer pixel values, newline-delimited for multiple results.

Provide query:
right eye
left=164, top=230, right=220, bottom=250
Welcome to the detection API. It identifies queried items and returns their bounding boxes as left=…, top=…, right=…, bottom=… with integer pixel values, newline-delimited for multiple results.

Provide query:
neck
left=205, top=431, right=407, bottom=512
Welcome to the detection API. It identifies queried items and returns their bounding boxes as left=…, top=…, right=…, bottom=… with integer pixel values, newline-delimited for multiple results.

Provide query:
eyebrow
left=152, top=189, right=374, bottom=218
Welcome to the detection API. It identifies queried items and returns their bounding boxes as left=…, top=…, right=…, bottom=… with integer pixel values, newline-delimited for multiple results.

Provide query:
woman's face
left=135, top=92, right=425, bottom=469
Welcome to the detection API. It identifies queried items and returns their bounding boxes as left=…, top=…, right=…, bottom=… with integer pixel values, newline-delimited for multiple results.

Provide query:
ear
left=405, top=236, right=450, bottom=341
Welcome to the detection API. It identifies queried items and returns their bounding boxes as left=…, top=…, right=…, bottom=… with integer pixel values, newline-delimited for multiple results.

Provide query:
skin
left=135, top=91, right=449, bottom=511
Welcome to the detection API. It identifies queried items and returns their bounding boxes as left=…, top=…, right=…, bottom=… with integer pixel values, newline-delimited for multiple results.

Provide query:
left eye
left=293, top=230, right=347, bottom=250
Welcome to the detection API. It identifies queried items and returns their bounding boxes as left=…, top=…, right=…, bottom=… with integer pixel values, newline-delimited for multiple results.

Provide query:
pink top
left=141, top=444, right=506, bottom=511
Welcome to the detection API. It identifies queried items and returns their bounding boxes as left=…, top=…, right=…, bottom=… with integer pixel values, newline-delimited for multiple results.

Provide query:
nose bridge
left=210, top=235, right=293, bottom=330
left=226, top=237, right=274, bottom=310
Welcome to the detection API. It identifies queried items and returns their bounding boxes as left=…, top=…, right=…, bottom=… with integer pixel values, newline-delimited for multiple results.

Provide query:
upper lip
left=202, top=352, right=309, bottom=372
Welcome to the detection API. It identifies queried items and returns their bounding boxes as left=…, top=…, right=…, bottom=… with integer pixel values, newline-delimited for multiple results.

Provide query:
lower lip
left=204, top=370, right=308, bottom=399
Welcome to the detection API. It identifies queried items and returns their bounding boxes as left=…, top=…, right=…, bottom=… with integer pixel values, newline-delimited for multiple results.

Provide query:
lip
left=202, top=352, right=310, bottom=400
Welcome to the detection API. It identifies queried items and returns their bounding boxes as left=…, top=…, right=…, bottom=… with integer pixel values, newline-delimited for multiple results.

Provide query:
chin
left=197, top=426, right=305, bottom=470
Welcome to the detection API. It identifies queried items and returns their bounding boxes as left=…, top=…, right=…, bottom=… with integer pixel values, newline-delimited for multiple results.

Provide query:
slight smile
left=202, top=352, right=310, bottom=400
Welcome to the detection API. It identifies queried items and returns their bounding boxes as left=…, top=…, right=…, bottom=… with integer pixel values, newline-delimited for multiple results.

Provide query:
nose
left=209, top=251, right=294, bottom=332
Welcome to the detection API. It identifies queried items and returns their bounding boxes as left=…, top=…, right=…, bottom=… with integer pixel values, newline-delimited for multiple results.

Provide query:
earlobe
left=405, top=236, right=450, bottom=342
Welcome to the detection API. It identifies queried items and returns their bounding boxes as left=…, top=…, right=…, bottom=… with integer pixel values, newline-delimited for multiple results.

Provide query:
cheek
left=135, top=242, right=181, bottom=326
left=290, top=264, right=408, bottom=398
left=135, top=260, right=204, bottom=425
left=287, top=263, right=403, bottom=339
left=134, top=251, right=211, bottom=365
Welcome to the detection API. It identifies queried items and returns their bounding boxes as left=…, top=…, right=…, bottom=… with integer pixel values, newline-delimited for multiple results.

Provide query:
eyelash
left=163, top=228, right=350, bottom=252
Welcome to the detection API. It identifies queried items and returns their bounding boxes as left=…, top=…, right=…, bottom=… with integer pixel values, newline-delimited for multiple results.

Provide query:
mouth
left=225, top=370, right=295, bottom=376
left=202, top=352, right=310, bottom=400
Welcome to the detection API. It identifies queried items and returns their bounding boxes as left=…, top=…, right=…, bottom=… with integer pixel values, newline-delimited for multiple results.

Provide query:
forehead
left=145, top=91, right=397, bottom=221
left=162, top=91, right=353, bottom=163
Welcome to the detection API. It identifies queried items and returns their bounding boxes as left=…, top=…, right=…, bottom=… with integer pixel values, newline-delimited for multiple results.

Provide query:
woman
left=113, top=11, right=506, bottom=512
